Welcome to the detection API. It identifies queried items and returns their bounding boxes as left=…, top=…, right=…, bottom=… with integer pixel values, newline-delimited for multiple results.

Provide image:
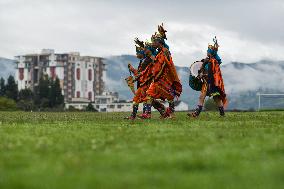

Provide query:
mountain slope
left=1, top=55, right=283, bottom=109
left=0, top=57, right=15, bottom=79
left=105, top=55, right=284, bottom=109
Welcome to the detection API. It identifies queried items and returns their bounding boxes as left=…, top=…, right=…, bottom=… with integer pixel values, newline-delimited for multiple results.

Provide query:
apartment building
left=15, top=49, right=106, bottom=102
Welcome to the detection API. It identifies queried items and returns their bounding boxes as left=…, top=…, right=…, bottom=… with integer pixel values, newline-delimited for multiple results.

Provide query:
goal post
left=256, top=93, right=284, bottom=111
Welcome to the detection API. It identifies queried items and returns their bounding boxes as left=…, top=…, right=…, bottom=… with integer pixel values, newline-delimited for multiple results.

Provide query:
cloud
left=223, top=62, right=284, bottom=93
left=0, top=0, right=284, bottom=66
left=168, top=22, right=284, bottom=66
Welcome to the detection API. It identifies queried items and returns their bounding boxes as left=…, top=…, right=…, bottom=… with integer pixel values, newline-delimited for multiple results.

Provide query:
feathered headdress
left=151, top=23, right=170, bottom=50
left=158, top=23, right=167, bottom=40
left=208, top=36, right=219, bottom=54
left=144, top=41, right=157, bottom=56
left=134, top=37, right=145, bottom=55
left=151, top=23, right=167, bottom=42
left=207, top=36, right=222, bottom=64
left=134, top=37, right=145, bottom=48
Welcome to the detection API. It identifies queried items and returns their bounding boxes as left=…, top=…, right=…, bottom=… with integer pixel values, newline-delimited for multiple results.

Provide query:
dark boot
left=152, top=100, right=166, bottom=118
left=137, top=103, right=147, bottom=118
left=142, top=103, right=147, bottom=114
left=218, top=106, right=225, bottom=117
left=140, top=103, right=151, bottom=119
left=124, top=104, right=139, bottom=120
left=165, top=101, right=175, bottom=119
left=188, top=105, right=203, bottom=118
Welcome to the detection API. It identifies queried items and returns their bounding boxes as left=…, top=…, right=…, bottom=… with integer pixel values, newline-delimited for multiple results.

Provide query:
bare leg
left=188, top=89, right=207, bottom=118
left=198, top=91, right=207, bottom=106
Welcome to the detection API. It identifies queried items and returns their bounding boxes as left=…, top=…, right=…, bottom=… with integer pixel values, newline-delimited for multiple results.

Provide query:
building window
left=76, top=91, right=80, bottom=98
left=88, top=92, right=92, bottom=101
left=76, top=68, right=80, bottom=80
left=88, top=69, right=92, bottom=81
left=19, top=68, right=24, bottom=80
left=100, top=99, right=107, bottom=104
left=50, top=66, right=56, bottom=79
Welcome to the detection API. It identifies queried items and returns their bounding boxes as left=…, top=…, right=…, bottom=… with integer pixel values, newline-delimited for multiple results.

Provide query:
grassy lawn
left=0, top=111, right=283, bottom=189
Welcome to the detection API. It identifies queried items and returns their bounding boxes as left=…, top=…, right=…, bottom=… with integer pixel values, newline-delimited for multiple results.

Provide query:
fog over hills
left=0, top=57, right=15, bottom=79
left=104, top=56, right=284, bottom=109
left=1, top=55, right=283, bottom=110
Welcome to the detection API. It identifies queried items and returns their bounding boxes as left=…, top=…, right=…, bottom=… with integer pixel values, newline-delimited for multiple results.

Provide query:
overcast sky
left=1, top=0, right=284, bottom=66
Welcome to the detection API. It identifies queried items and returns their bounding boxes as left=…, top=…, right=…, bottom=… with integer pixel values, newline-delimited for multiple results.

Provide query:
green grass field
left=0, top=111, right=283, bottom=189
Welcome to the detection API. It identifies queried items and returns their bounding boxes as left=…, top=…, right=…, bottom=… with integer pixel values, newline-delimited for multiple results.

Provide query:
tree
left=54, top=77, right=64, bottom=106
left=49, top=77, right=64, bottom=108
left=18, top=88, right=33, bottom=100
left=17, top=100, right=35, bottom=111
left=0, top=77, right=5, bottom=96
left=34, top=74, right=51, bottom=109
left=5, top=75, right=18, bottom=101
left=86, top=103, right=97, bottom=112
left=40, top=98, right=50, bottom=109
left=34, top=75, right=64, bottom=109
left=17, top=89, right=35, bottom=111
left=48, top=79, right=56, bottom=107
left=204, top=98, right=218, bottom=111
left=38, top=75, right=50, bottom=100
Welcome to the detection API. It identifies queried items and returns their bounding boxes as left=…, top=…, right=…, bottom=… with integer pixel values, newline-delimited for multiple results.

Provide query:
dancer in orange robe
left=140, top=25, right=182, bottom=119
left=189, top=37, right=227, bottom=117
left=125, top=39, right=167, bottom=119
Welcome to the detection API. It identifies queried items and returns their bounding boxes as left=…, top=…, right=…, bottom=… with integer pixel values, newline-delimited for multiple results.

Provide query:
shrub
left=86, top=103, right=97, bottom=112
left=17, top=100, right=35, bottom=111
left=204, top=98, right=218, bottom=111
left=0, top=97, right=18, bottom=111
left=68, top=105, right=80, bottom=112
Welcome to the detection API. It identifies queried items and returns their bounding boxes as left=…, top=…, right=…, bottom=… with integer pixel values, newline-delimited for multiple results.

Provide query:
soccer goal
left=256, top=93, right=284, bottom=111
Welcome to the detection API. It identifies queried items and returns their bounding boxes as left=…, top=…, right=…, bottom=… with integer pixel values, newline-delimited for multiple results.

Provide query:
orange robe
left=207, top=57, right=227, bottom=107
left=132, top=57, right=153, bottom=103
left=146, top=47, right=182, bottom=101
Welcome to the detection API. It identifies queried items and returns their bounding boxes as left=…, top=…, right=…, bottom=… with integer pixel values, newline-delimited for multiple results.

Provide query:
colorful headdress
left=207, top=36, right=221, bottom=64
left=207, top=36, right=219, bottom=55
left=144, top=41, right=157, bottom=56
left=151, top=23, right=167, bottom=42
left=151, top=23, right=170, bottom=50
left=151, top=32, right=164, bottom=43
left=158, top=23, right=167, bottom=40
left=134, top=37, right=145, bottom=56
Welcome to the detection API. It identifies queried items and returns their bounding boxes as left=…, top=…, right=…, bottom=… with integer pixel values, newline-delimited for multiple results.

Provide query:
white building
left=65, top=91, right=189, bottom=112
left=15, top=49, right=106, bottom=103
left=65, top=92, right=133, bottom=112
left=161, top=101, right=189, bottom=112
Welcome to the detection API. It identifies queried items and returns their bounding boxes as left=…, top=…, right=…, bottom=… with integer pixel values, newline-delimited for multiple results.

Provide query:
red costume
left=146, top=47, right=182, bottom=101
left=130, top=57, right=154, bottom=104
left=206, top=57, right=227, bottom=107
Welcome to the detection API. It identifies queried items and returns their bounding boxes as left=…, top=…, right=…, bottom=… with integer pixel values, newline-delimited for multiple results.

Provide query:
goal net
left=256, top=93, right=284, bottom=111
